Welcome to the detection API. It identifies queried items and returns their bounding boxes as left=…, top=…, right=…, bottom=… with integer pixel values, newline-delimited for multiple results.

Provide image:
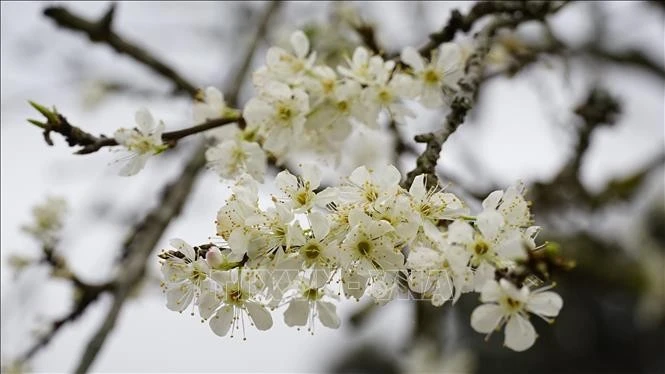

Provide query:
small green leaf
left=28, top=101, right=59, bottom=124
left=27, top=119, right=46, bottom=129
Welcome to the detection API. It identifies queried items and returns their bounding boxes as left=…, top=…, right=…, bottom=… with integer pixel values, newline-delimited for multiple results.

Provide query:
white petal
left=470, top=304, right=504, bottom=333
left=348, top=165, right=370, bottom=186
left=352, top=47, right=369, bottom=66
left=198, top=291, right=221, bottom=320
left=482, top=190, right=504, bottom=210
left=407, top=270, right=431, bottom=294
left=263, top=81, right=292, bottom=101
left=118, top=154, right=149, bottom=177
left=245, top=301, right=273, bottom=331
left=166, top=284, right=194, bottom=312
left=479, top=280, right=502, bottom=303
left=408, top=174, right=427, bottom=199
left=308, top=211, right=330, bottom=240
left=316, top=301, right=340, bottom=328
left=436, top=42, right=463, bottom=72
left=376, top=164, right=402, bottom=188
left=400, top=46, right=425, bottom=71
left=301, top=163, right=322, bottom=188
left=494, top=230, right=526, bottom=260
left=205, top=86, right=224, bottom=108
left=275, top=170, right=298, bottom=193
left=290, top=30, right=310, bottom=58
left=343, top=271, right=367, bottom=300
left=423, top=220, right=443, bottom=244
left=527, top=291, right=563, bottom=317
left=432, top=276, right=454, bottom=306
left=504, top=314, right=536, bottom=351
left=135, top=107, right=154, bottom=133
left=170, top=238, right=196, bottom=261
left=448, top=220, right=474, bottom=244
left=477, top=210, right=504, bottom=241
left=499, top=278, right=528, bottom=302
left=209, top=305, right=234, bottom=337
left=284, top=299, right=309, bottom=327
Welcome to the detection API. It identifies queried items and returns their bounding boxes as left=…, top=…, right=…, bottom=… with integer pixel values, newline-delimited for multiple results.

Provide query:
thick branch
left=43, top=5, right=199, bottom=96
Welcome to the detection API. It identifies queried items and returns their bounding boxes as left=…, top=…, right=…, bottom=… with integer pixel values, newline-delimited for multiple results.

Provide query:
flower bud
left=206, top=246, right=224, bottom=268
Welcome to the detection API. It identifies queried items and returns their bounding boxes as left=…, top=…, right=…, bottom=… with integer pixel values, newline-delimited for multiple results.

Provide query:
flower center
left=420, top=203, right=432, bottom=217
left=277, top=105, right=293, bottom=121
left=357, top=240, right=372, bottom=257
left=474, top=240, right=490, bottom=256
left=503, top=296, right=523, bottom=312
left=303, top=243, right=321, bottom=259
left=304, top=288, right=320, bottom=301
left=423, top=69, right=440, bottom=84
left=296, top=190, right=310, bottom=206
left=378, top=89, right=393, bottom=104
left=226, top=286, right=244, bottom=305
left=322, top=79, right=335, bottom=94
left=363, top=184, right=379, bottom=202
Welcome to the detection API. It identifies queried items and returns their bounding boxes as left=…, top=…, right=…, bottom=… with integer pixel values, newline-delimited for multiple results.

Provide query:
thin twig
left=17, top=245, right=113, bottom=365
left=43, top=4, right=199, bottom=96
left=72, top=3, right=282, bottom=373
left=28, top=110, right=243, bottom=155
left=401, top=3, right=571, bottom=190
left=387, top=1, right=569, bottom=61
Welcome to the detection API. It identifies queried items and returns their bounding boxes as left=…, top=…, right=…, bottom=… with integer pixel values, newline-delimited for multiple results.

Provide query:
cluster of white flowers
left=159, top=164, right=563, bottom=350
left=101, top=29, right=564, bottom=351
left=192, top=30, right=467, bottom=180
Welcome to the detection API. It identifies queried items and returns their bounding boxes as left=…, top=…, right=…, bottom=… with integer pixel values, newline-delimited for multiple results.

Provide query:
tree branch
left=17, top=245, right=113, bottom=365
left=43, top=4, right=199, bottom=97
left=27, top=104, right=243, bottom=155
left=71, top=3, right=282, bottom=373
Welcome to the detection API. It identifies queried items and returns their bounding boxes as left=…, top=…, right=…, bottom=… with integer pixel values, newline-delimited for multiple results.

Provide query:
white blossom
left=205, top=124, right=266, bottom=182
left=113, top=107, right=167, bottom=176
left=193, top=86, right=239, bottom=123
left=244, top=81, right=309, bottom=159
left=160, top=239, right=214, bottom=314
left=203, top=268, right=273, bottom=337
left=283, top=277, right=340, bottom=332
left=255, top=30, right=316, bottom=86
left=401, top=43, right=464, bottom=108
left=471, top=279, right=563, bottom=351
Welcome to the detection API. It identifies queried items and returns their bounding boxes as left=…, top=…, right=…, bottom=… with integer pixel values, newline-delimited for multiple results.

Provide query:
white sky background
left=1, top=1, right=663, bottom=372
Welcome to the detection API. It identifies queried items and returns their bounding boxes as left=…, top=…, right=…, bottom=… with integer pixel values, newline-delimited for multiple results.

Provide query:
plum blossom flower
left=406, top=245, right=473, bottom=306
left=193, top=86, right=239, bottom=123
left=160, top=239, right=215, bottom=314
left=471, top=279, right=563, bottom=351
left=409, top=174, right=469, bottom=243
left=205, top=123, right=266, bottom=182
left=340, top=164, right=402, bottom=207
left=113, top=108, right=167, bottom=176
left=201, top=268, right=273, bottom=337
left=401, top=43, right=464, bottom=108
left=283, top=277, right=340, bottom=332
left=274, top=164, right=324, bottom=212
left=243, top=81, right=309, bottom=159
left=254, top=30, right=316, bottom=86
